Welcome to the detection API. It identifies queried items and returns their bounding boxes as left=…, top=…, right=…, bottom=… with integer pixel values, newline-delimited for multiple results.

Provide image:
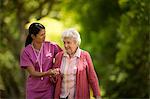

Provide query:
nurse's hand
left=49, top=68, right=60, bottom=83
left=47, top=68, right=60, bottom=77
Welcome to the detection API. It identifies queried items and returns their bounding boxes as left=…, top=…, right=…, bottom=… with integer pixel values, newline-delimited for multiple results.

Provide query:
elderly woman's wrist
left=95, top=96, right=101, bottom=99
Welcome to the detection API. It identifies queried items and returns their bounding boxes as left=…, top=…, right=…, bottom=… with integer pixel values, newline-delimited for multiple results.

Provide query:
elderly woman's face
left=63, top=37, right=78, bottom=55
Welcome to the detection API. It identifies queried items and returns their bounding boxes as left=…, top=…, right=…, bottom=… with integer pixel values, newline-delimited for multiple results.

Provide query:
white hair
left=62, top=28, right=81, bottom=46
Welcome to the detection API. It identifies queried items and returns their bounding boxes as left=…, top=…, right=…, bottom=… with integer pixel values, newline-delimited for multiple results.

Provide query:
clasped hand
left=47, top=68, right=60, bottom=77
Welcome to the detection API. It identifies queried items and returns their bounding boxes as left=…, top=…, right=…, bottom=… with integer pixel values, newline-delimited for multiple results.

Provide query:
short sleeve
left=54, top=44, right=62, bottom=56
left=20, top=49, right=33, bottom=69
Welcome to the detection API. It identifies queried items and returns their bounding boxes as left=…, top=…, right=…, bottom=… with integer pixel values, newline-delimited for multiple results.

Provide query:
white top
left=60, top=48, right=81, bottom=99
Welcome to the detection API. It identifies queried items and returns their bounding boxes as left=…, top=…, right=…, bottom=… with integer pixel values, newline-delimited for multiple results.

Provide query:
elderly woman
left=53, top=28, right=101, bottom=99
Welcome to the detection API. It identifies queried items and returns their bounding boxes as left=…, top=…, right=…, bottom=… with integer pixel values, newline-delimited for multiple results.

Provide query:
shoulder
left=55, top=51, right=64, bottom=58
left=81, top=49, right=90, bottom=57
left=44, top=41, right=59, bottom=47
left=43, top=41, right=56, bottom=49
left=20, top=45, right=32, bottom=57
left=22, top=45, right=32, bottom=53
left=44, top=41, right=51, bottom=46
left=44, top=41, right=50, bottom=44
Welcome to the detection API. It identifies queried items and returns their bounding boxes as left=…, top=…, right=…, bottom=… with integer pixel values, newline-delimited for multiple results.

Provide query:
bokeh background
left=0, top=0, right=149, bottom=98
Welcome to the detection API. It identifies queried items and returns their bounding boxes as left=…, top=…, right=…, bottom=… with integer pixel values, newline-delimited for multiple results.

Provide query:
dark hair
left=25, top=22, right=45, bottom=47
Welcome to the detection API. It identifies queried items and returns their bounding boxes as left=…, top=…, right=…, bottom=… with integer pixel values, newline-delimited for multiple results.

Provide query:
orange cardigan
left=53, top=50, right=101, bottom=99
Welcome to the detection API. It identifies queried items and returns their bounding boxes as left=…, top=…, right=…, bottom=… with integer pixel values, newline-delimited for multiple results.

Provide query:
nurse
left=20, top=22, right=62, bottom=99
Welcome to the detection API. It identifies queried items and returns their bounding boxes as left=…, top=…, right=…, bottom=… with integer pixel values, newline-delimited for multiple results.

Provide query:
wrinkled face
left=32, top=29, right=45, bottom=43
left=63, top=37, right=78, bottom=55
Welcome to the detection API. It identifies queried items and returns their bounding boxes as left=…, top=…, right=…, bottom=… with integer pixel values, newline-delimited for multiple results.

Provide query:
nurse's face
left=32, top=29, right=46, bottom=43
left=63, top=37, right=78, bottom=55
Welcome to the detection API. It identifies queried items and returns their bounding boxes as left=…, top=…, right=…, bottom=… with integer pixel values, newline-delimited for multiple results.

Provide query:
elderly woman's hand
left=48, top=68, right=60, bottom=83
left=47, top=68, right=60, bottom=77
left=95, top=96, right=102, bottom=99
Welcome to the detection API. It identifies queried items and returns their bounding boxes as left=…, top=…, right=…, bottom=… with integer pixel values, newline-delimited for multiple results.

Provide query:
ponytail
left=25, top=34, right=32, bottom=47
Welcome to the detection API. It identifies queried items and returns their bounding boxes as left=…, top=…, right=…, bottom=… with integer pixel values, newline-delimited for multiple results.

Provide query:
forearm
left=86, top=52, right=101, bottom=96
left=89, top=72, right=101, bottom=96
left=26, top=66, right=51, bottom=77
left=29, top=70, right=49, bottom=77
left=95, top=96, right=101, bottom=99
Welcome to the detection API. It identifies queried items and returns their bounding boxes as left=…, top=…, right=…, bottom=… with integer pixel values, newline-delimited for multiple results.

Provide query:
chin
left=66, top=51, right=71, bottom=54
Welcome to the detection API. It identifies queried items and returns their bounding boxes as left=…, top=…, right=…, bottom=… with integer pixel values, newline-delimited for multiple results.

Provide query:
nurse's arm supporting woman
left=26, top=66, right=59, bottom=77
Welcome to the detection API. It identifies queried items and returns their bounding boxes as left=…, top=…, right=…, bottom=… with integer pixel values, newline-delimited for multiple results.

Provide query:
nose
left=64, top=43, right=68, bottom=49
left=43, top=33, right=46, bottom=37
left=43, top=34, right=46, bottom=38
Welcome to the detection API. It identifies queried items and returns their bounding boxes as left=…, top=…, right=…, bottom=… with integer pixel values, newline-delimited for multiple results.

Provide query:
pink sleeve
left=20, top=49, right=33, bottom=69
left=85, top=51, right=101, bottom=97
left=54, top=44, right=62, bottom=56
left=53, top=51, right=63, bottom=68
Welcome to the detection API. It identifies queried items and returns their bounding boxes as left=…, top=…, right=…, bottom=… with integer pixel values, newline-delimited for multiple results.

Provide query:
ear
left=31, top=34, right=35, bottom=39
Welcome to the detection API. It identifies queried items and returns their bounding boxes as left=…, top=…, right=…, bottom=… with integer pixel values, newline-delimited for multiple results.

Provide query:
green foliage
left=112, top=0, right=149, bottom=98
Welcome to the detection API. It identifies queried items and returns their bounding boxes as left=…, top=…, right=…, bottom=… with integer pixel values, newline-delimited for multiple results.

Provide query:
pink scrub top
left=20, top=41, right=62, bottom=99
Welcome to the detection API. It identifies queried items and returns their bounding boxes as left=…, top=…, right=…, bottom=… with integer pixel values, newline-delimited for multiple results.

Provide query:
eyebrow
left=40, top=32, right=45, bottom=35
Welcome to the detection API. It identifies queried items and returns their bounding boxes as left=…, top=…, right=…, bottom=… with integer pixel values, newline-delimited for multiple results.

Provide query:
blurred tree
left=113, top=0, right=149, bottom=98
